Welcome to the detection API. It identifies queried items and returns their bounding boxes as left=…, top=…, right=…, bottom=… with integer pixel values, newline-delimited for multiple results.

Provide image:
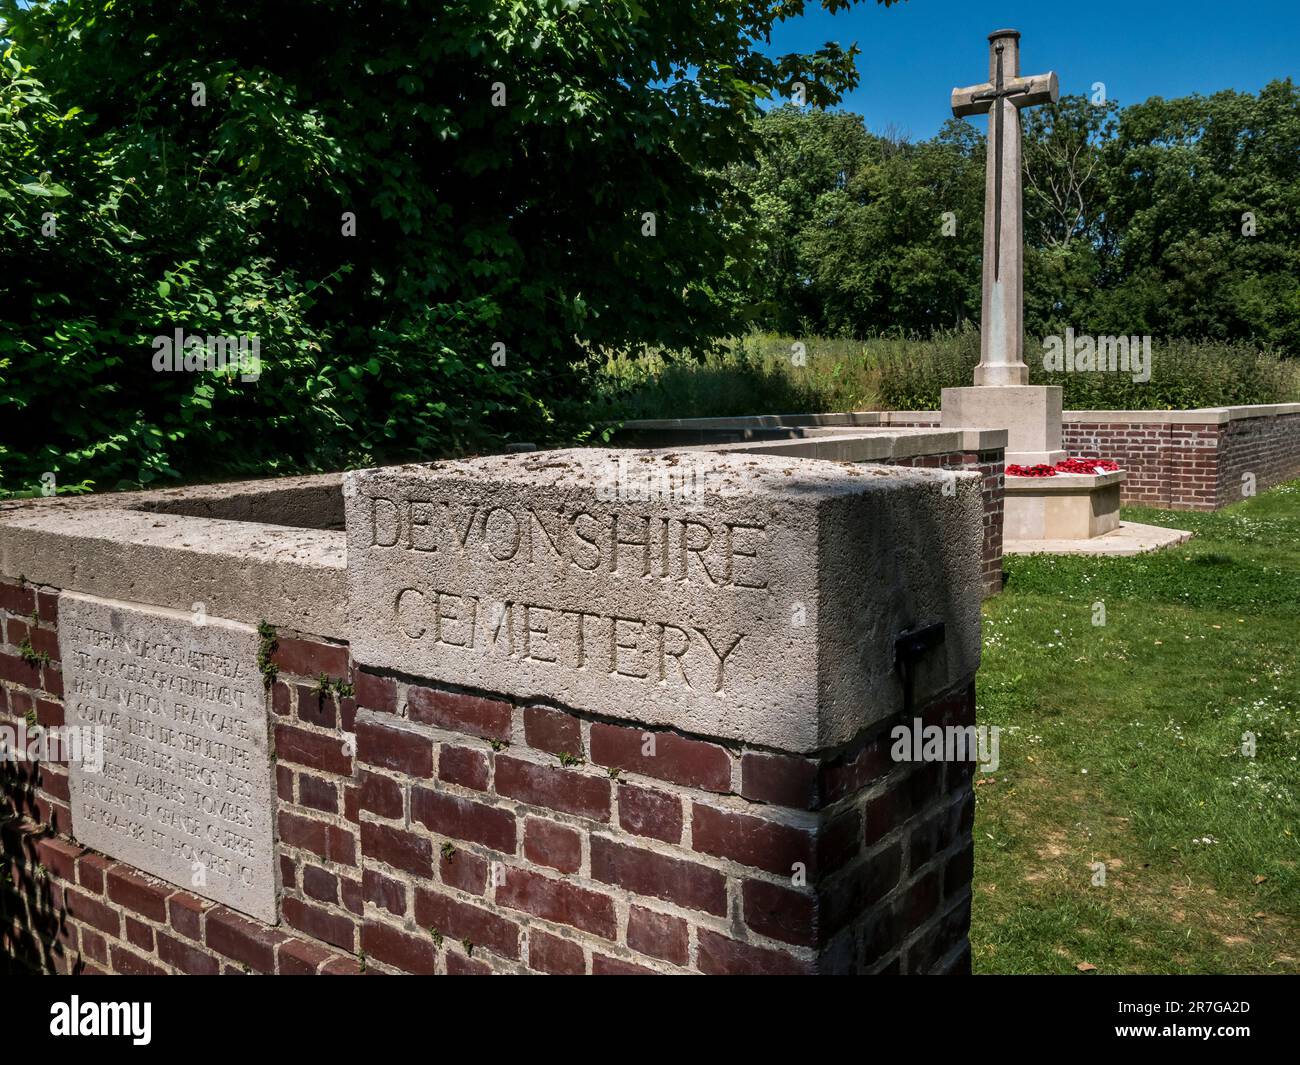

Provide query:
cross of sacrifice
left=952, top=29, right=1058, bottom=386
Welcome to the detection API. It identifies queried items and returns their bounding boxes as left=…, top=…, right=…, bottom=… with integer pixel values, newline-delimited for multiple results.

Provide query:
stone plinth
left=1003, top=470, right=1124, bottom=541
left=344, top=449, right=984, bottom=753
left=941, top=384, right=1066, bottom=466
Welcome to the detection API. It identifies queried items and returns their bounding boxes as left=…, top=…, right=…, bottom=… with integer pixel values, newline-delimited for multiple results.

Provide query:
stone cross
left=952, top=29, right=1058, bottom=386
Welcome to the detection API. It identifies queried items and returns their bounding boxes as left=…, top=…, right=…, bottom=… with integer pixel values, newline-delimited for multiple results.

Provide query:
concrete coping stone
left=671, top=428, right=1007, bottom=463
left=1062, top=404, right=1300, bottom=425
left=343, top=448, right=984, bottom=752
left=0, top=506, right=346, bottom=634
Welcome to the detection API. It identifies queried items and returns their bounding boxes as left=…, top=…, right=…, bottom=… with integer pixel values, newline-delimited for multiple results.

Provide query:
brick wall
left=881, top=449, right=1004, bottom=597
left=879, top=408, right=1300, bottom=512
left=1065, top=412, right=1300, bottom=510
left=2, top=575, right=977, bottom=975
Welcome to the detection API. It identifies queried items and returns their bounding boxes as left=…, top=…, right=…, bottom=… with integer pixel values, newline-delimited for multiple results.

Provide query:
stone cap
left=343, top=449, right=983, bottom=753
left=1064, top=403, right=1300, bottom=425
left=0, top=506, right=345, bottom=634
left=678, top=428, right=1007, bottom=462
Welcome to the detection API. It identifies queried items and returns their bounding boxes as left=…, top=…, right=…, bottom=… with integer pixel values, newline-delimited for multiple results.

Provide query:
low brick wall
left=878, top=406, right=1300, bottom=511
left=1, top=576, right=976, bottom=976
left=879, top=450, right=1004, bottom=598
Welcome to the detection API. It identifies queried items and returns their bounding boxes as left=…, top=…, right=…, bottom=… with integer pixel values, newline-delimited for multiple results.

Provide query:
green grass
left=972, top=481, right=1300, bottom=974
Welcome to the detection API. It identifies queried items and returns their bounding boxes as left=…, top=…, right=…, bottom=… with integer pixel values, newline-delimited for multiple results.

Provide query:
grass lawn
left=971, top=480, right=1300, bottom=974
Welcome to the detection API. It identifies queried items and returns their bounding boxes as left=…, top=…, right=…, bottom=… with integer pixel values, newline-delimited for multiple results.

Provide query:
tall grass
left=596, top=330, right=1300, bottom=420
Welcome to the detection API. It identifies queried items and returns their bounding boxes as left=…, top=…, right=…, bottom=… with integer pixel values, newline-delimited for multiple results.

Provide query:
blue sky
left=765, top=0, right=1300, bottom=138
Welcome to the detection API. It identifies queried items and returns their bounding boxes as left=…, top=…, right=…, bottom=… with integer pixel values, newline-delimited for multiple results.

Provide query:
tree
left=0, top=0, right=903, bottom=493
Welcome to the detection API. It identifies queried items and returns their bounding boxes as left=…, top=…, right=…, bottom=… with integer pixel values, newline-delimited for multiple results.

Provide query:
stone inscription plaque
left=60, top=593, right=276, bottom=922
left=344, top=450, right=984, bottom=751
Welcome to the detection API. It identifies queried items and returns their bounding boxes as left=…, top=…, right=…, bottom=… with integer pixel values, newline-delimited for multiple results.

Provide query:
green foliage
left=0, top=0, right=898, bottom=494
left=600, top=332, right=1300, bottom=419
left=732, top=84, right=1300, bottom=353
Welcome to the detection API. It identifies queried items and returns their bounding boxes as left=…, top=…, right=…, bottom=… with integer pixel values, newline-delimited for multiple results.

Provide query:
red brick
left=363, top=868, right=408, bottom=916
left=279, top=808, right=328, bottom=855
left=411, top=786, right=516, bottom=853
left=523, top=704, right=582, bottom=756
left=591, top=836, right=726, bottom=916
left=528, top=929, right=585, bottom=974
left=302, top=863, right=338, bottom=904
left=296, top=683, right=337, bottom=728
left=276, top=764, right=294, bottom=801
left=945, top=842, right=974, bottom=898
left=63, top=886, right=120, bottom=937
left=283, top=895, right=356, bottom=952
left=818, top=736, right=891, bottom=805
left=494, top=755, right=610, bottom=821
left=691, top=804, right=816, bottom=877
left=523, top=817, right=581, bottom=874
left=0, top=652, right=41, bottom=688
left=111, top=944, right=166, bottom=976
left=299, top=773, right=339, bottom=814
left=407, top=686, right=511, bottom=741
left=497, top=867, right=616, bottom=939
left=4, top=618, right=29, bottom=649
left=440, top=849, right=488, bottom=895
left=271, top=636, right=349, bottom=680
left=27, top=627, right=59, bottom=662
left=39, top=765, right=69, bottom=802
left=413, top=888, right=520, bottom=960
left=354, top=669, right=397, bottom=713
left=278, top=937, right=335, bottom=975
left=35, top=836, right=80, bottom=881
left=743, top=879, right=816, bottom=946
left=358, top=769, right=403, bottom=819
left=275, top=722, right=353, bottom=776
left=696, top=929, right=815, bottom=975
left=741, top=751, right=819, bottom=809
left=361, top=820, right=433, bottom=877
left=169, top=892, right=207, bottom=940
left=272, top=681, right=291, bottom=717
left=125, top=915, right=154, bottom=951
left=357, top=719, right=433, bottom=778
left=322, top=955, right=362, bottom=975
left=0, top=581, right=35, bottom=616
left=341, top=875, right=363, bottom=916
left=157, top=930, right=220, bottom=975
left=79, top=928, right=107, bottom=966
left=206, top=909, right=286, bottom=973
left=106, top=867, right=172, bottom=922
left=593, top=954, right=658, bottom=975
left=590, top=723, right=731, bottom=792
left=361, top=920, right=436, bottom=975
left=439, top=744, right=490, bottom=791
left=817, top=843, right=902, bottom=938
left=447, top=951, right=490, bottom=974
left=617, top=784, right=682, bottom=843
left=626, top=906, right=688, bottom=965
left=35, top=589, right=58, bottom=625
left=34, top=696, right=63, bottom=733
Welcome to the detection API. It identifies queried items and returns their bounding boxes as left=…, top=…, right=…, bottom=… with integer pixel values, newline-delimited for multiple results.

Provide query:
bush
left=600, top=331, right=1300, bottom=421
